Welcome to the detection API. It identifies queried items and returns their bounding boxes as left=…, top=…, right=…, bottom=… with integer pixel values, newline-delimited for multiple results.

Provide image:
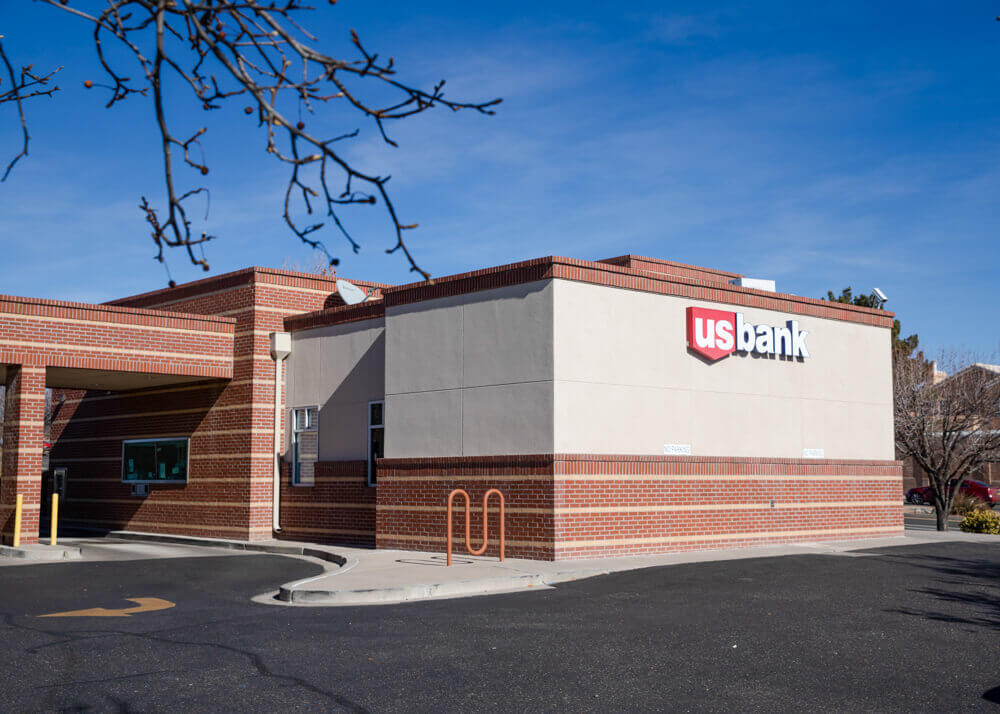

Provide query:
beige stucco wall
left=285, top=276, right=893, bottom=462
left=286, top=318, right=385, bottom=460
left=552, top=280, right=894, bottom=459
left=384, top=281, right=554, bottom=457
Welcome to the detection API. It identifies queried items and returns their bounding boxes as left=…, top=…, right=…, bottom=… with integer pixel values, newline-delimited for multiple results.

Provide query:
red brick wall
left=0, top=366, right=46, bottom=544
left=50, top=268, right=344, bottom=541
left=0, top=294, right=234, bottom=379
left=377, top=456, right=556, bottom=560
left=0, top=295, right=234, bottom=544
left=376, top=454, right=903, bottom=561
left=277, top=461, right=376, bottom=546
left=51, top=381, right=253, bottom=537
left=549, top=455, right=902, bottom=559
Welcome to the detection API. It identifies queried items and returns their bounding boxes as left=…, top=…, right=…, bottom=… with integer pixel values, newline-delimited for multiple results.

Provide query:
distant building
left=902, top=362, right=1000, bottom=492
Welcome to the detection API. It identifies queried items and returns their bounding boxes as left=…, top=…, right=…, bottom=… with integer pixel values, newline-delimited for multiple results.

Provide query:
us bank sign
left=686, top=307, right=810, bottom=362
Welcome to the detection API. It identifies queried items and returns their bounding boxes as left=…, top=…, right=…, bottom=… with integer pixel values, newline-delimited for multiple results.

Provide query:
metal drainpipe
left=269, top=332, right=292, bottom=533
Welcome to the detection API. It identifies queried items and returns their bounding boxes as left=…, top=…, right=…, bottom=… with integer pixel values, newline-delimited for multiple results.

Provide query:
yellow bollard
left=12, top=494, right=22, bottom=548
left=50, top=493, right=59, bottom=547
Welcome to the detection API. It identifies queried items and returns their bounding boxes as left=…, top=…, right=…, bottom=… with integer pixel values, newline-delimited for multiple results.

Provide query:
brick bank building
left=0, top=255, right=903, bottom=558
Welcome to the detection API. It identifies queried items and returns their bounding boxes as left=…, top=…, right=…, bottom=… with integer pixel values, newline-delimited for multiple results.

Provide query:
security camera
left=872, top=287, right=887, bottom=302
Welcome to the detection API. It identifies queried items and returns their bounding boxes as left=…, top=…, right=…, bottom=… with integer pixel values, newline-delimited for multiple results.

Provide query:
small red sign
left=686, top=307, right=737, bottom=362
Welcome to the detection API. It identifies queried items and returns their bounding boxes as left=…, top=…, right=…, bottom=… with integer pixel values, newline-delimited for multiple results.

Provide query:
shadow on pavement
left=875, top=545, right=1000, bottom=631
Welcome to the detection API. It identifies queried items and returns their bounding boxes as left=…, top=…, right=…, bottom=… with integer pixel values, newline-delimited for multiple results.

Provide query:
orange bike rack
left=446, top=488, right=505, bottom=566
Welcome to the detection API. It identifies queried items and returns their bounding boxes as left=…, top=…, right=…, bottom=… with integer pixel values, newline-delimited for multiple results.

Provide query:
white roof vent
left=729, top=277, right=776, bottom=292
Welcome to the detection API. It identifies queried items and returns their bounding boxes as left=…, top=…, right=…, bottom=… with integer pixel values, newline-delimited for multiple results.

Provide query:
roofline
left=935, top=363, right=1000, bottom=387
left=284, top=300, right=386, bottom=332
left=0, top=292, right=235, bottom=330
left=286, top=255, right=896, bottom=331
left=108, top=266, right=392, bottom=309
left=378, top=255, right=894, bottom=327
left=599, top=255, right=744, bottom=280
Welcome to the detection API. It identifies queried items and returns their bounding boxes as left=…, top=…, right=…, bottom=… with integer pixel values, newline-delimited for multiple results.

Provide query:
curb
left=903, top=505, right=936, bottom=515
left=99, top=530, right=355, bottom=569
left=279, top=572, right=553, bottom=605
left=276, top=567, right=612, bottom=606
left=88, top=531, right=573, bottom=605
left=0, top=544, right=83, bottom=561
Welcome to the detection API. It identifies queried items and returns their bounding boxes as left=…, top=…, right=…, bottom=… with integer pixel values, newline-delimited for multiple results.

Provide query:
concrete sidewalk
left=269, top=528, right=1000, bottom=606
left=11, top=526, right=996, bottom=606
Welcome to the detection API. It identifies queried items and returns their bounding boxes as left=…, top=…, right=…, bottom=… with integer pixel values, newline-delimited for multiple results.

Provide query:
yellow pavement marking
left=38, top=597, right=175, bottom=618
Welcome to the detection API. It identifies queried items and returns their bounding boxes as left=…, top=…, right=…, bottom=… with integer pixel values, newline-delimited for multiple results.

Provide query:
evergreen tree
left=825, top=288, right=922, bottom=362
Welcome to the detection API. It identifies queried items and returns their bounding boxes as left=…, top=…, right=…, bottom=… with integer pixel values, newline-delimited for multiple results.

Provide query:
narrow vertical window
left=291, top=406, right=318, bottom=486
left=368, top=400, right=384, bottom=487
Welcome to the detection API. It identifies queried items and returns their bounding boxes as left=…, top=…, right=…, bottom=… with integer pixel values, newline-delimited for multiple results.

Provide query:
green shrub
left=959, top=509, right=1000, bottom=535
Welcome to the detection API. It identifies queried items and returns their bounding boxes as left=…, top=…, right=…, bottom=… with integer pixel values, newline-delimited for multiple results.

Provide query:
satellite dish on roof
left=336, top=279, right=370, bottom=306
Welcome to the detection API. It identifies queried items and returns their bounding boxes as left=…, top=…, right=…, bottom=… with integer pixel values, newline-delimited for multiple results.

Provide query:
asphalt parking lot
left=0, top=540, right=998, bottom=712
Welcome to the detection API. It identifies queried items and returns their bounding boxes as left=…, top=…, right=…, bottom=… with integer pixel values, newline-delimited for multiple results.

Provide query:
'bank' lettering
left=686, top=307, right=809, bottom=362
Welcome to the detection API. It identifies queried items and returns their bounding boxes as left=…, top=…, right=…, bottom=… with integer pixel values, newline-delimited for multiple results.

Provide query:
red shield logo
left=686, top=307, right=736, bottom=362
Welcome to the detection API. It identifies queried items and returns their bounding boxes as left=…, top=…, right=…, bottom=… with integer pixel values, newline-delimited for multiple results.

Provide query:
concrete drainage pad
left=279, top=572, right=552, bottom=606
left=0, top=544, right=83, bottom=561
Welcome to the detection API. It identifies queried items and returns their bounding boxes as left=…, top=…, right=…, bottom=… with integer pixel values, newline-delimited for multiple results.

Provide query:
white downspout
left=270, top=332, right=292, bottom=533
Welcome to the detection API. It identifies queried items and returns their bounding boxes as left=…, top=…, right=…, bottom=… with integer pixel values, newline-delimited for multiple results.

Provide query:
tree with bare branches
left=281, top=248, right=337, bottom=276
left=2, top=1, right=500, bottom=283
left=894, top=356, right=1000, bottom=530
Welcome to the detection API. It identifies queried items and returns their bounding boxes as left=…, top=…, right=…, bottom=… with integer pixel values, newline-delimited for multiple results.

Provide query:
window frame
left=367, top=400, right=384, bottom=488
left=291, top=405, right=319, bottom=487
left=121, top=437, right=190, bottom=485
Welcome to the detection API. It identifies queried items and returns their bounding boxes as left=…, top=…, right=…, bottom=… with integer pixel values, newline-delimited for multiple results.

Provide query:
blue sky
left=1, top=1, right=998, bottom=356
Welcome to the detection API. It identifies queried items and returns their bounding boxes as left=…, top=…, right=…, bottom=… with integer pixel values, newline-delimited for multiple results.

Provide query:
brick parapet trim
left=383, top=260, right=553, bottom=308
left=598, top=255, right=743, bottom=284
left=0, top=294, right=235, bottom=333
left=0, top=353, right=233, bottom=380
left=106, top=255, right=892, bottom=329
left=379, top=256, right=895, bottom=328
left=284, top=300, right=386, bottom=332
left=0, top=299, right=236, bottom=379
left=110, top=266, right=390, bottom=311
left=110, top=273, right=248, bottom=308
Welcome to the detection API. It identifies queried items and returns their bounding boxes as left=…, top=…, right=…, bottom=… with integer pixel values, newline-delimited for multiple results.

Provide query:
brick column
left=1, top=365, right=46, bottom=545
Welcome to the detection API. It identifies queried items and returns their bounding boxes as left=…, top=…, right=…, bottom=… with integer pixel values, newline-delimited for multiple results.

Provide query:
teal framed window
left=122, top=438, right=189, bottom=484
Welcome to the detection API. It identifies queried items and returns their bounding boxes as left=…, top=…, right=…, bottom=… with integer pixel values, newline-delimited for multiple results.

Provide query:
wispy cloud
left=1, top=4, right=997, bottom=355
left=641, top=14, right=722, bottom=45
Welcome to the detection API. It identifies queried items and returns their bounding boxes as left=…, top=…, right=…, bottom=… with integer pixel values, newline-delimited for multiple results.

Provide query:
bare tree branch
left=11, top=0, right=500, bottom=280
left=0, top=36, right=61, bottom=182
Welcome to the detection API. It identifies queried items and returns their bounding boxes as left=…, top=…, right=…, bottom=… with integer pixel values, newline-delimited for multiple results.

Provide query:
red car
left=907, top=479, right=996, bottom=507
